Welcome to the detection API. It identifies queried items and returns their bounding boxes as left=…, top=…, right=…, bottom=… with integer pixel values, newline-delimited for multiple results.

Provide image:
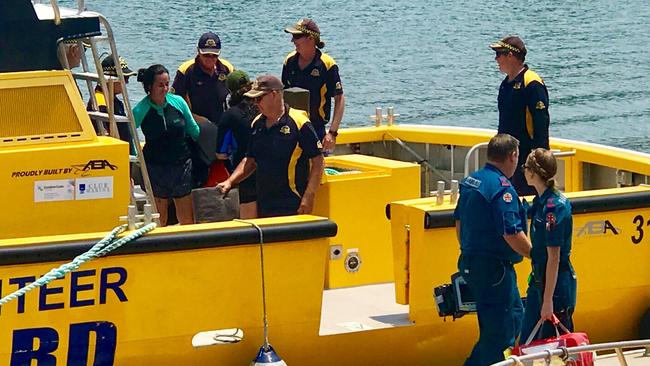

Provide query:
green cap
left=226, top=70, right=251, bottom=92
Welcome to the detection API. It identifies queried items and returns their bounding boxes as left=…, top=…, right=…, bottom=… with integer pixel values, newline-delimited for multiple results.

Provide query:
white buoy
left=250, top=344, right=287, bottom=366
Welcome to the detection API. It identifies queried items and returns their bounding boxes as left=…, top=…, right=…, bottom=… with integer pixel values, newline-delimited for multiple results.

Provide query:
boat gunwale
left=419, top=188, right=650, bottom=229
left=0, top=219, right=337, bottom=266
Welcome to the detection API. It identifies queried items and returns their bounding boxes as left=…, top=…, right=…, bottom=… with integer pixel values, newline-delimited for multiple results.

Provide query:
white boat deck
left=319, top=283, right=650, bottom=365
left=319, top=282, right=412, bottom=335
left=595, top=349, right=649, bottom=365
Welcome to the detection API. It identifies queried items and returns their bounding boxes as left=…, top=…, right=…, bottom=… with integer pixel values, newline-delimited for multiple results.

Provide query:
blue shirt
left=454, top=163, right=525, bottom=263
left=529, top=187, right=573, bottom=267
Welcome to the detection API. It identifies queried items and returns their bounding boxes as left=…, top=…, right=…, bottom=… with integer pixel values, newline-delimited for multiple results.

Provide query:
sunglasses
left=253, top=92, right=270, bottom=103
left=291, top=34, right=307, bottom=41
left=495, top=50, right=511, bottom=57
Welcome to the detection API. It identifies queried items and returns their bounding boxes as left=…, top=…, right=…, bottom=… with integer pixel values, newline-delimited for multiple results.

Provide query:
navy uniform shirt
left=171, top=57, right=234, bottom=125
left=529, top=187, right=573, bottom=271
left=498, top=65, right=550, bottom=166
left=247, top=106, right=322, bottom=217
left=281, top=49, right=343, bottom=131
left=453, top=163, right=526, bottom=263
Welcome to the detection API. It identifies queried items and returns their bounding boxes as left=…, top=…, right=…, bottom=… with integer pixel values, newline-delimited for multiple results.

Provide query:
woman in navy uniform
left=454, top=134, right=532, bottom=366
left=520, top=148, right=577, bottom=340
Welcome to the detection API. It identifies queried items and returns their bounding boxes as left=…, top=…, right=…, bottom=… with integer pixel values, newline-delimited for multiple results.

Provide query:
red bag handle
left=523, top=314, right=571, bottom=345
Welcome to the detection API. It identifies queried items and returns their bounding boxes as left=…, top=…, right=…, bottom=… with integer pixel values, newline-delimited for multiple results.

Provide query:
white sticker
left=75, top=176, right=113, bottom=200
left=34, top=179, right=75, bottom=202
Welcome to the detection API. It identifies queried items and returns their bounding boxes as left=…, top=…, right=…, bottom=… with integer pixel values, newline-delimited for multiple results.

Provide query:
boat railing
left=490, top=339, right=650, bottom=366
left=463, top=143, right=577, bottom=177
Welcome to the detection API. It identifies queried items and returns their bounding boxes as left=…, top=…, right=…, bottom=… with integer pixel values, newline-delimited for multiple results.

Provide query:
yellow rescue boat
left=0, top=1, right=648, bottom=365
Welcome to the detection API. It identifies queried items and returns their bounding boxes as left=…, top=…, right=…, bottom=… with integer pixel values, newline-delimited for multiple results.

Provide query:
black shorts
left=239, top=174, right=257, bottom=204
left=147, top=158, right=193, bottom=199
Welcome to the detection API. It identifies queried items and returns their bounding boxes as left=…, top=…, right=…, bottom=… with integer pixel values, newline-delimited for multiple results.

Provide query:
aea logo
left=575, top=220, right=620, bottom=237
left=71, top=160, right=118, bottom=176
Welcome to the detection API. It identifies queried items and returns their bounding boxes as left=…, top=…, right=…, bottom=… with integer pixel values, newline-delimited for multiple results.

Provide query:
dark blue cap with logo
left=198, top=32, right=221, bottom=56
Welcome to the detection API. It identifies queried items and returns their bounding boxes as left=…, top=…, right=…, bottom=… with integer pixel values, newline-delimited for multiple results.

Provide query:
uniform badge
left=546, top=198, right=556, bottom=208
left=310, top=69, right=320, bottom=77
left=502, top=192, right=513, bottom=203
left=196, top=81, right=203, bottom=86
left=317, top=141, right=323, bottom=149
left=464, top=176, right=481, bottom=188
left=546, top=212, right=556, bottom=231
left=336, top=81, right=342, bottom=90
left=280, top=125, right=291, bottom=134
left=499, top=176, right=511, bottom=187
left=513, top=82, right=521, bottom=90
left=218, top=74, right=227, bottom=81
left=536, top=101, right=546, bottom=110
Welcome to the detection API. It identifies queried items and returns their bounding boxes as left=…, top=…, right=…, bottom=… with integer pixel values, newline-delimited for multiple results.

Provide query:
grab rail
left=490, top=339, right=650, bottom=366
left=463, top=142, right=488, bottom=177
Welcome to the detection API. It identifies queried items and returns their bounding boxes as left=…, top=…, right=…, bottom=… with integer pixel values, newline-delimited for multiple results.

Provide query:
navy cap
left=198, top=32, right=221, bottom=56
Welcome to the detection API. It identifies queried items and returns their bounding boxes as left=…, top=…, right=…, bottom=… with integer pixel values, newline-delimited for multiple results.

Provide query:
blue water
left=62, top=0, right=650, bottom=152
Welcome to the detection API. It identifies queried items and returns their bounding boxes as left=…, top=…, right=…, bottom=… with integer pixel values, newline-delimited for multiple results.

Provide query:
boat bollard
left=450, top=180, right=459, bottom=204
left=386, top=107, right=400, bottom=126
left=251, top=344, right=287, bottom=366
left=372, top=107, right=383, bottom=126
left=436, top=181, right=445, bottom=205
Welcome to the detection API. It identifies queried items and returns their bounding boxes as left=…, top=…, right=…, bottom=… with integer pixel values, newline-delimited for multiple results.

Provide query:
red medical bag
left=513, top=316, right=593, bottom=366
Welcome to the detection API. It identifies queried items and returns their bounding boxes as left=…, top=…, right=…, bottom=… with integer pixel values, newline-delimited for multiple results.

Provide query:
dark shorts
left=239, top=174, right=257, bottom=204
left=147, top=158, right=193, bottom=199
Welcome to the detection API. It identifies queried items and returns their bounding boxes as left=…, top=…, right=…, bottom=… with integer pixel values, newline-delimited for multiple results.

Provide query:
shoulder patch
left=546, top=212, right=556, bottom=231
left=535, top=101, right=546, bottom=110
left=310, top=69, right=320, bottom=77
left=502, top=192, right=513, bottom=203
left=464, top=176, right=481, bottom=188
left=499, top=176, right=511, bottom=187
left=546, top=197, right=556, bottom=209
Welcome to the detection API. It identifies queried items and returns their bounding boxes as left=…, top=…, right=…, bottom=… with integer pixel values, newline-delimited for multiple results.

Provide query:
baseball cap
left=101, top=54, right=136, bottom=77
left=489, top=36, right=527, bottom=56
left=243, top=74, right=284, bottom=98
left=284, top=18, right=321, bottom=38
left=198, top=32, right=221, bottom=56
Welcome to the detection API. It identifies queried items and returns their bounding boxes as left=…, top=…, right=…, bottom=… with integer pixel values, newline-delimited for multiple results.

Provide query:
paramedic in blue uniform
left=490, top=36, right=550, bottom=196
left=282, top=18, right=345, bottom=153
left=216, top=75, right=324, bottom=217
left=454, top=133, right=532, bottom=366
left=520, top=148, right=576, bottom=340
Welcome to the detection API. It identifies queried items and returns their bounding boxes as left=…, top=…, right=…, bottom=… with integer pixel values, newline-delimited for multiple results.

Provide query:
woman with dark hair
left=520, top=148, right=577, bottom=340
left=133, top=64, right=200, bottom=226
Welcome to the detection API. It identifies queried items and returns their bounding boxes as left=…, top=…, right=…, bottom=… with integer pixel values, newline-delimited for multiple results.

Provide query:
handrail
left=463, top=142, right=488, bottom=177
left=49, top=0, right=61, bottom=25
left=490, top=339, right=650, bottom=366
left=382, top=132, right=450, bottom=184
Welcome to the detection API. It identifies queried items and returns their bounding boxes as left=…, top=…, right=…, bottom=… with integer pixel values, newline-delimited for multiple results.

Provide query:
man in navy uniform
left=217, top=75, right=324, bottom=217
left=282, top=18, right=345, bottom=153
left=490, top=36, right=550, bottom=196
left=172, top=31, right=235, bottom=126
left=454, top=133, right=532, bottom=366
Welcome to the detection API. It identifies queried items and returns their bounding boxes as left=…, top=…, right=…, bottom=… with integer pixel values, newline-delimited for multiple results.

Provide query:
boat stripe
left=0, top=220, right=337, bottom=266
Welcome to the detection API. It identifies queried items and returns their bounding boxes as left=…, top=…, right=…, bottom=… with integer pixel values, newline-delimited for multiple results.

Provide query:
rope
left=0, top=222, right=156, bottom=307
left=234, top=219, right=270, bottom=350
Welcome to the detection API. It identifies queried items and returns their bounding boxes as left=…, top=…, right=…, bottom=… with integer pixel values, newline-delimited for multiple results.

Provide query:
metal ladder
left=41, top=0, right=159, bottom=224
